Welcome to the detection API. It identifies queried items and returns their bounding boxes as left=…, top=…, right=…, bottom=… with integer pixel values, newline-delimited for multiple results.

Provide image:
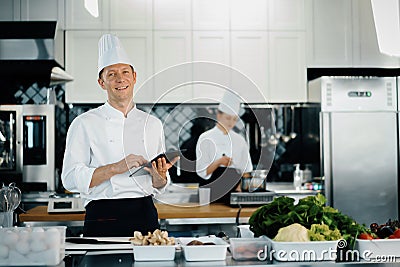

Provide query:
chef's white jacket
left=196, top=126, right=253, bottom=180
left=61, top=102, right=169, bottom=206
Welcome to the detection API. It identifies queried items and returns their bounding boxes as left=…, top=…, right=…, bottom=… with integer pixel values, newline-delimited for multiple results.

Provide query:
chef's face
left=98, top=63, right=136, bottom=104
left=217, top=111, right=238, bottom=133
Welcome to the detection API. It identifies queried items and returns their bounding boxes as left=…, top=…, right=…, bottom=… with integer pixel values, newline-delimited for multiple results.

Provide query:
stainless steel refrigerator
left=308, top=76, right=399, bottom=225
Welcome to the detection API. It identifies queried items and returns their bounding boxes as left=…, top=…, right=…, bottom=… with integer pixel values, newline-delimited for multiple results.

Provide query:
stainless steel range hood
left=0, top=21, right=73, bottom=85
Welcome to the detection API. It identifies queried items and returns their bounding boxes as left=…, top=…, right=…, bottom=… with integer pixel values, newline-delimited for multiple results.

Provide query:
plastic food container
left=266, top=237, right=338, bottom=261
left=133, top=245, right=176, bottom=261
left=0, top=226, right=66, bottom=266
left=178, top=237, right=229, bottom=261
left=230, top=237, right=268, bottom=260
left=356, top=239, right=400, bottom=260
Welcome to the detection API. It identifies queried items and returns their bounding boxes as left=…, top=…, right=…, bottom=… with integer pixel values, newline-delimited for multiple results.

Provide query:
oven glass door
left=23, top=115, right=46, bottom=165
left=0, top=111, right=16, bottom=170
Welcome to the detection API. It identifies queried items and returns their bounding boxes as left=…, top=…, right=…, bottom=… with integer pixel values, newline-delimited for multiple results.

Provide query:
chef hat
left=98, top=34, right=134, bottom=74
left=218, top=90, right=243, bottom=116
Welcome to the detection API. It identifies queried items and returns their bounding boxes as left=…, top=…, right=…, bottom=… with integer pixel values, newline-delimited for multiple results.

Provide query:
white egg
left=42, top=248, right=59, bottom=265
left=26, top=251, right=43, bottom=263
left=30, top=227, right=45, bottom=241
left=8, top=250, right=27, bottom=263
left=30, top=240, right=47, bottom=252
left=18, top=230, right=30, bottom=241
left=45, top=228, right=60, bottom=246
left=3, top=230, right=18, bottom=247
left=15, top=240, right=30, bottom=255
left=0, top=244, right=9, bottom=259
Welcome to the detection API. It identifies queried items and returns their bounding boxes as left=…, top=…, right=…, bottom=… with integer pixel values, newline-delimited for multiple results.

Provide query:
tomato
left=388, top=234, right=396, bottom=239
left=393, top=229, right=400, bottom=238
left=358, top=233, right=374, bottom=240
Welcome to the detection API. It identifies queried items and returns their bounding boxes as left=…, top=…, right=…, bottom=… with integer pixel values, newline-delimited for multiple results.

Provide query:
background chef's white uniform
left=61, top=102, right=168, bottom=207
left=195, top=90, right=253, bottom=180
left=196, top=126, right=253, bottom=179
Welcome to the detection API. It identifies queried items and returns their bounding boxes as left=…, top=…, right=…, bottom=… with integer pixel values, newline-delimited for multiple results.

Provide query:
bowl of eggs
left=0, top=226, right=66, bottom=266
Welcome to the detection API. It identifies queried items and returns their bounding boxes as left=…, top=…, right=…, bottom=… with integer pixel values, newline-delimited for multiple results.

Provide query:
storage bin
left=0, top=226, right=66, bottom=266
left=230, top=237, right=268, bottom=260
left=133, top=245, right=176, bottom=261
left=178, top=237, right=229, bottom=261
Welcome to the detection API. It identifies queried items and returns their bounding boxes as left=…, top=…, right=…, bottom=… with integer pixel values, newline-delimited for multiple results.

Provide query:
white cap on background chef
left=217, top=90, right=243, bottom=117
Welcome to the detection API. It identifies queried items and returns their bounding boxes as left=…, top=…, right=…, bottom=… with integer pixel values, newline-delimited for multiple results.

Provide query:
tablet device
left=129, top=149, right=186, bottom=177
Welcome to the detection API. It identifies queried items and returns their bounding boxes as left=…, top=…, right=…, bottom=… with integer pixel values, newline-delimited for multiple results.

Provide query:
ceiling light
left=84, top=0, right=99, bottom=18
left=371, top=0, right=400, bottom=56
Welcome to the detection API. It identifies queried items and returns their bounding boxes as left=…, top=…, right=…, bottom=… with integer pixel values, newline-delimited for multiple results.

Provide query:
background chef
left=61, top=34, right=177, bottom=237
left=195, top=91, right=253, bottom=203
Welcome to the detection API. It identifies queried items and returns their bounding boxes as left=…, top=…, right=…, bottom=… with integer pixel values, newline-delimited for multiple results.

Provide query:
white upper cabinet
left=153, top=31, right=192, bottom=103
left=20, top=0, right=64, bottom=24
left=110, top=0, right=152, bottom=30
left=65, top=30, right=153, bottom=104
left=192, top=0, right=229, bottom=30
left=65, top=31, right=107, bottom=103
left=231, top=31, right=269, bottom=103
left=230, top=0, right=268, bottom=30
left=268, top=0, right=305, bottom=31
left=0, top=0, right=64, bottom=25
left=115, top=31, right=154, bottom=103
left=65, top=0, right=109, bottom=29
left=352, top=0, right=400, bottom=67
left=153, top=0, right=191, bottom=30
left=192, top=31, right=230, bottom=102
left=307, top=0, right=353, bottom=67
left=0, top=0, right=19, bottom=21
left=269, top=32, right=306, bottom=103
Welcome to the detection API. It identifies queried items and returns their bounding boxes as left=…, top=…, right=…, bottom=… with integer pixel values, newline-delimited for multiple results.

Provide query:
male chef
left=61, top=34, right=177, bottom=237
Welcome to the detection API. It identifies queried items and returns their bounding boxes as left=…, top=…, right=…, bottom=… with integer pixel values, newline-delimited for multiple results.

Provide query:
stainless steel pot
left=241, top=169, right=269, bottom=192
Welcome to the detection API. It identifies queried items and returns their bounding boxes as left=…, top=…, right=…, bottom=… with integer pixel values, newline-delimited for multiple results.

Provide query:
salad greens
left=249, top=193, right=368, bottom=247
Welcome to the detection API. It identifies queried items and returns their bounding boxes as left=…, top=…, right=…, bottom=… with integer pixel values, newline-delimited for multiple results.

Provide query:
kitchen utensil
left=281, top=107, right=291, bottom=143
left=0, top=186, right=9, bottom=212
left=5, top=183, right=21, bottom=211
left=269, top=108, right=279, bottom=145
left=241, top=170, right=269, bottom=192
left=289, top=105, right=297, bottom=139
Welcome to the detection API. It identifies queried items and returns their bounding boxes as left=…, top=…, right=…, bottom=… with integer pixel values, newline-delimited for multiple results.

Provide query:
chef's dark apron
left=83, top=196, right=159, bottom=237
left=201, top=167, right=241, bottom=204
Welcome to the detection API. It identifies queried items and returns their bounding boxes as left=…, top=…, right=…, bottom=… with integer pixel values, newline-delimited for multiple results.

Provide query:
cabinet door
left=20, top=0, right=64, bottom=27
left=0, top=0, right=20, bottom=21
left=268, top=0, right=305, bottom=30
left=352, top=0, right=400, bottom=67
left=308, top=0, right=352, bottom=67
left=65, top=0, right=109, bottom=29
left=110, top=0, right=152, bottom=30
left=153, top=31, right=192, bottom=103
left=153, top=0, right=191, bottom=30
left=230, top=0, right=268, bottom=30
left=192, top=31, right=230, bottom=103
left=114, top=31, right=154, bottom=103
left=65, top=31, right=107, bottom=103
left=231, top=31, right=269, bottom=103
left=269, top=32, right=306, bottom=103
left=192, top=0, right=229, bottom=30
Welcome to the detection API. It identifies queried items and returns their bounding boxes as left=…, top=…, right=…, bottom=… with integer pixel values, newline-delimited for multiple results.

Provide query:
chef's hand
left=145, top=156, right=180, bottom=189
left=218, top=155, right=232, bottom=167
left=90, top=154, right=147, bottom=188
left=120, top=154, right=148, bottom=173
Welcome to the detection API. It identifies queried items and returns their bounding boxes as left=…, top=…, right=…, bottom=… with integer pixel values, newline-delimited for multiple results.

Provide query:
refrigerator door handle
left=321, top=112, right=333, bottom=207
